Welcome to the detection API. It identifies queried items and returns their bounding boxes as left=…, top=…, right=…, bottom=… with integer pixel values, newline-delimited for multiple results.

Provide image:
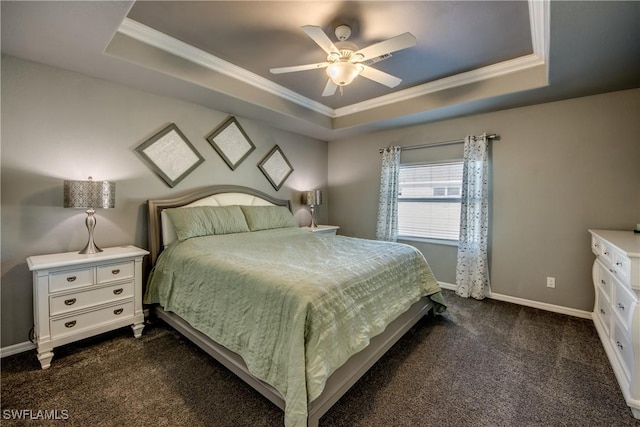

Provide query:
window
left=398, top=161, right=463, bottom=241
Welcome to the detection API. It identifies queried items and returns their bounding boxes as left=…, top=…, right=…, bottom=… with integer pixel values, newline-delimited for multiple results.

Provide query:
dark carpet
left=2, top=290, right=639, bottom=426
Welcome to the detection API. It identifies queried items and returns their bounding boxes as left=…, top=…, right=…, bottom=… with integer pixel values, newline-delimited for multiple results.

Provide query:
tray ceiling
left=126, top=1, right=534, bottom=110
left=2, top=1, right=639, bottom=140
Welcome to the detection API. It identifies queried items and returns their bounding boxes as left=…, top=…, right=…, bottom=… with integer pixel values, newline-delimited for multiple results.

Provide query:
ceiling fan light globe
left=326, top=62, right=362, bottom=86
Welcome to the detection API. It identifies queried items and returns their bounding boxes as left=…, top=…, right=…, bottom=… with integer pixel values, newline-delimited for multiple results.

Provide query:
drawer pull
left=113, top=308, right=124, bottom=315
left=66, top=276, right=77, bottom=282
left=604, top=251, right=609, bottom=255
left=600, top=309, right=606, bottom=315
left=64, top=321, right=77, bottom=328
left=111, top=269, right=120, bottom=275
left=64, top=298, right=76, bottom=306
left=617, top=303, right=625, bottom=311
left=615, top=262, right=623, bottom=267
left=594, top=243, right=599, bottom=248
left=113, top=288, right=124, bottom=295
left=600, top=279, right=606, bottom=285
left=616, top=341, right=624, bottom=350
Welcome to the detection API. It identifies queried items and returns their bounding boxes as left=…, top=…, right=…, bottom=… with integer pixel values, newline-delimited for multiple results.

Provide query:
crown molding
left=333, top=54, right=545, bottom=117
left=116, top=0, right=548, bottom=122
left=117, top=18, right=335, bottom=117
left=335, top=0, right=549, bottom=117
left=529, top=0, right=550, bottom=60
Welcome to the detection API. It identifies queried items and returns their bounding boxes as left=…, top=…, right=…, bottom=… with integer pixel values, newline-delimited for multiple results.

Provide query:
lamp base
left=79, top=208, right=103, bottom=254
left=79, top=240, right=103, bottom=255
left=310, top=205, right=318, bottom=228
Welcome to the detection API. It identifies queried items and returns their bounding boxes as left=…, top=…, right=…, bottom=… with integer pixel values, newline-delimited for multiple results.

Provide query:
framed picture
left=206, top=117, right=256, bottom=170
left=258, top=145, right=294, bottom=191
left=135, top=123, right=204, bottom=188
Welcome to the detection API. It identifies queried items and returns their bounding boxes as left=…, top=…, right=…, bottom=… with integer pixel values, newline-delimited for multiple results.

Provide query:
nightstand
left=300, top=225, right=340, bottom=235
left=26, top=245, right=149, bottom=369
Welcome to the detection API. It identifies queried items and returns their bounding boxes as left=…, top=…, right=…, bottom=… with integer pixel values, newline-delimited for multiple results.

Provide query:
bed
left=144, top=185, right=445, bottom=426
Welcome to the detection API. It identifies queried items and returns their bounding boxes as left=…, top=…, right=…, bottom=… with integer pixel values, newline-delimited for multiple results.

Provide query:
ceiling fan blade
left=354, top=32, right=416, bottom=62
left=301, top=25, right=339, bottom=55
left=360, top=53, right=392, bottom=66
left=322, top=79, right=338, bottom=97
left=359, top=65, right=402, bottom=88
left=270, top=62, right=329, bottom=74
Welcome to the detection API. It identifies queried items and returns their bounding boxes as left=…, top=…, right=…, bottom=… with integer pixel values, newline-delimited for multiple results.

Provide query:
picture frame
left=135, top=123, right=204, bottom=188
left=206, top=117, right=256, bottom=170
left=258, top=145, right=294, bottom=191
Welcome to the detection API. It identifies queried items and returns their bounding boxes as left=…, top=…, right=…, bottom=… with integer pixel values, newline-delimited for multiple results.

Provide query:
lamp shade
left=326, top=62, right=362, bottom=86
left=64, top=178, right=115, bottom=209
left=303, top=190, right=322, bottom=206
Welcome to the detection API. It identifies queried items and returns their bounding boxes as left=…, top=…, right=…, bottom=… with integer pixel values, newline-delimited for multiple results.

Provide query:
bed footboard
left=154, top=296, right=433, bottom=426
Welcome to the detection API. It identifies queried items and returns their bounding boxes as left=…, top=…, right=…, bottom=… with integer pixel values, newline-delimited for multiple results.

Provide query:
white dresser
left=27, top=245, right=148, bottom=369
left=589, top=229, right=640, bottom=419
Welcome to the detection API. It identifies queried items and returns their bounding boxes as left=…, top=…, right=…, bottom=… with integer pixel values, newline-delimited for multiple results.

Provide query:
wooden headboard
left=147, top=185, right=291, bottom=266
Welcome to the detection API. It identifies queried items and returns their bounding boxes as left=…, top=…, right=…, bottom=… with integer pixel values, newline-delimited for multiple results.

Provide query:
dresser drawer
left=613, top=279, right=636, bottom=331
left=595, top=286, right=611, bottom=336
left=591, top=236, right=604, bottom=256
left=97, top=261, right=133, bottom=284
left=50, top=301, right=134, bottom=339
left=613, top=321, right=633, bottom=382
left=49, top=267, right=94, bottom=293
left=612, top=251, right=631, bottom=285
left=600, top=241, right=615, bottom=266
left=596, top=260, right=613, bottom=301
left=49, top=281, right=134, bottom=317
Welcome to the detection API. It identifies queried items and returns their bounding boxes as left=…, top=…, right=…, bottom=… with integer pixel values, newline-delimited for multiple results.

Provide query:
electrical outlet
left=547, top=277, right=556, bottom=288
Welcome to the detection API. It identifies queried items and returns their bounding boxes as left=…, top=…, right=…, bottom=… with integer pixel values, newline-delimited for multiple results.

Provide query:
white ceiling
left=2, top=1, right=639, bottom=141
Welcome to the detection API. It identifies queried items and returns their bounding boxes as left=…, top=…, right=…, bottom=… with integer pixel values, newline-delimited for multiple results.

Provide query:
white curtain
left=376, top=146, right=402, bottom=241
left=456, top=135, right=490, bottom=299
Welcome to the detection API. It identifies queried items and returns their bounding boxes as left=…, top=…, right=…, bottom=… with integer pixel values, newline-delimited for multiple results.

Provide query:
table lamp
left=64, top=177, right=115, bottom=254
left=302, top=190, right=322, bottom=228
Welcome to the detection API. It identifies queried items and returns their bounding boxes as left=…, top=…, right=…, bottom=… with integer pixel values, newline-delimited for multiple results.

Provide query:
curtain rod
left=379, top=133, right=499, bottom=153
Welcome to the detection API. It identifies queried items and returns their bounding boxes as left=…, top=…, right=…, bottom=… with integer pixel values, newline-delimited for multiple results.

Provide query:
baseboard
left=0, top=341, right=36, bottom=358
left=490, top=292, right=592, bottom=319
left=0, top=285, right=592, bottom=358
left=438, top=281, right=457, bottom=291
left=438, top=281, right=592, bottom=319
left=2, top=311, right=153, bottom=358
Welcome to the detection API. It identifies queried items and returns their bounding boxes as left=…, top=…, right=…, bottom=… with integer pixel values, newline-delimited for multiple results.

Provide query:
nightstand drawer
left=97, top=261, right=133, bottom=284
left=50, top=301, right=134, bottom=339
left=49, top=281, right=134, bottom=316
left=49, top=267, right=94, bottom=293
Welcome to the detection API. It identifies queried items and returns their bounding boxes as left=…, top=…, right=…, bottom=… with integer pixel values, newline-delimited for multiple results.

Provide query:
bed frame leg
left=425, top=307, right=435, bottom=321
left=307, top=415, right=319, bottom=427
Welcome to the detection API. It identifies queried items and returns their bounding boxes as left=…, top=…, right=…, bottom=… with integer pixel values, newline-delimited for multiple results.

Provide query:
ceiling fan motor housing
left=334, top=25, right=352, bottom=41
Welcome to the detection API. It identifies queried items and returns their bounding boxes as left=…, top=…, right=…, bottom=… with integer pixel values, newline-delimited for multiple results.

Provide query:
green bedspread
left=144, top=227, right=445, bottom=426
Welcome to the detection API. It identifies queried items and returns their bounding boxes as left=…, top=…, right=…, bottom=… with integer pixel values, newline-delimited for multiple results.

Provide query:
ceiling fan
left=270, top=24, right=416, bottom=96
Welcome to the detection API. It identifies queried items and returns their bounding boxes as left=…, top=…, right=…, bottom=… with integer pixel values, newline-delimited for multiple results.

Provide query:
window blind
left=398, top=162, right=463, bottom=241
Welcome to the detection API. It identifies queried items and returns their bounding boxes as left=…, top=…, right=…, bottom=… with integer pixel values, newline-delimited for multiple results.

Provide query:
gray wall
left=1, top=55, right=328, bottom=348
left=328, top=88, right=640, bottom=311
